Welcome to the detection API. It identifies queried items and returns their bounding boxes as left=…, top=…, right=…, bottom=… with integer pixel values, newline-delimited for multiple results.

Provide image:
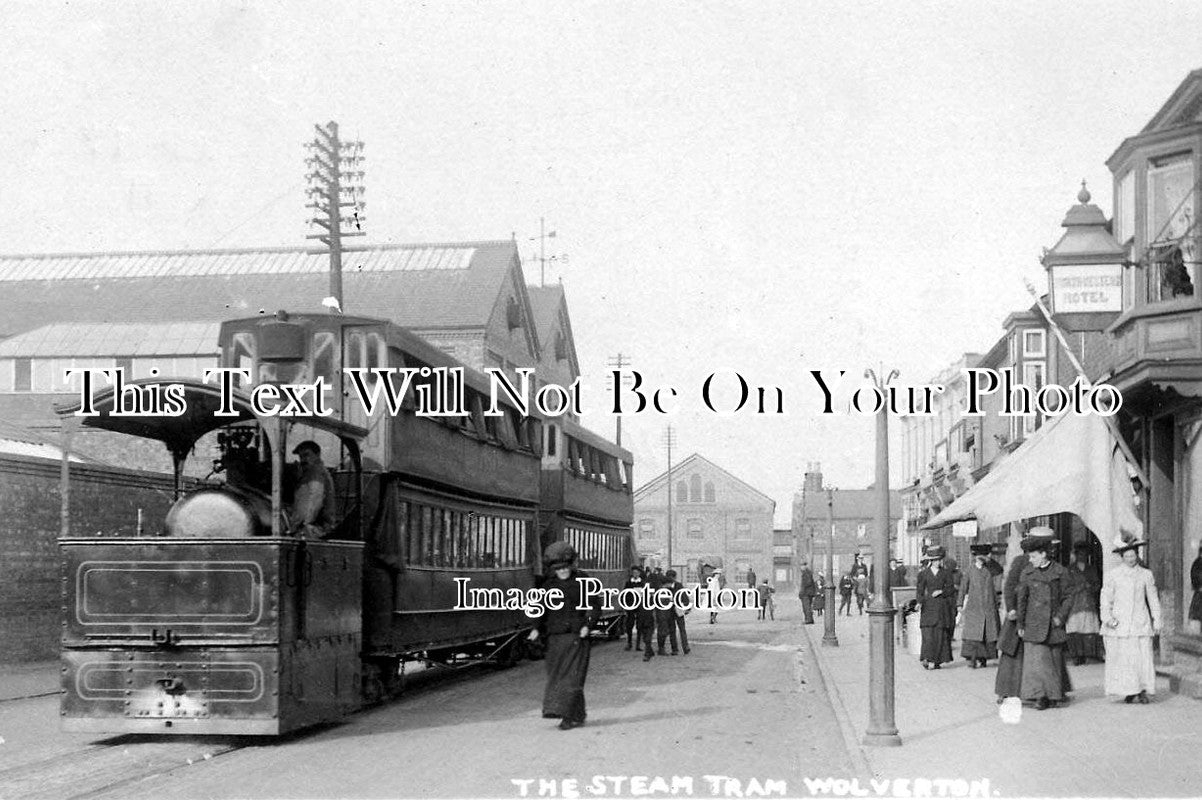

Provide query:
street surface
left=0, top=601, right=853, bottom=799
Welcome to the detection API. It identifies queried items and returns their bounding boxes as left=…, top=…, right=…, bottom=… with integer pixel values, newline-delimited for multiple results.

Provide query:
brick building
left=791, top=462, right=901, bottom=581
left=633, top=453, right=775, bottom=585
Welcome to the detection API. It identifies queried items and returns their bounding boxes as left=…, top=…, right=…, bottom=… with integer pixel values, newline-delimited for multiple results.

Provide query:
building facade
left=791, top=463, right=901, bottom=580
left=633, top=453, right=775, bottom=586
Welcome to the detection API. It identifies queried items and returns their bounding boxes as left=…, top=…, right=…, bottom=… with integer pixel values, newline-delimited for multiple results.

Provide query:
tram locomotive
left=56, top=312, right=634, bottom=735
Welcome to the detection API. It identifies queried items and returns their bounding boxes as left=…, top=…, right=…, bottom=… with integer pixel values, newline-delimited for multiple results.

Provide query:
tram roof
left=54, top=378, right=368, bottom=455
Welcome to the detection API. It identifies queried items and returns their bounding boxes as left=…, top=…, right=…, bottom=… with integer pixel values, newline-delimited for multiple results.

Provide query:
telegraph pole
left=530, top=218, right=568, bottom=287
left=662, top=425, right=677, bottom=570
left=864, top=367, right=901, bottom=746
left=607, top=352, right=632, bottom=445
left=305, top=122, right=365, bottom=312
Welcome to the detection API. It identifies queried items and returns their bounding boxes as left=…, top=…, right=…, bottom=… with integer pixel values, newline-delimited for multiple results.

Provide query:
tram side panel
left=60, top=537, right=362, bottom=735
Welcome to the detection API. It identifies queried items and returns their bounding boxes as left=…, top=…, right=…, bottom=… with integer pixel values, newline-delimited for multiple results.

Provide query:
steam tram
left=57, top=311, right=633, bottom=735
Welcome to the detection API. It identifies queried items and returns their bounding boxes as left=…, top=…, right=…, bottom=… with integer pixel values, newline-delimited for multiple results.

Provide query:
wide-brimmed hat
left=969, top=544, right=992, bottom=556
left=1112, top=535, right=1147, bottom=555
left=543, top=541, right=577, bottom=569
left=1021, top=537, right=1055, bottom=553
left=1024, top=526, right=1055, bottom=539
left=923, top=546, right=945, bottom=560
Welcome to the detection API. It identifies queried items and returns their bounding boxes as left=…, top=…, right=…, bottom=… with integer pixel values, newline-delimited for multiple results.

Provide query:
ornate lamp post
left=863, top=367, right=901, bottom=746
left=822, top=486, right=839, bottom=647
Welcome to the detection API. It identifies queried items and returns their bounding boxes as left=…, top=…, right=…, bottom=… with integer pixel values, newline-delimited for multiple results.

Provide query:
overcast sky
left=4, top=2, right=1201, bottom=524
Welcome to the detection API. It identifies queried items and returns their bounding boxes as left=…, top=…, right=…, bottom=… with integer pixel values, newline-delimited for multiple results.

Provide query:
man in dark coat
left=530, top=542, right=600, bottom=730
left=621, top=566, right=648, bottom=652
left=915, top=546, right=957, bottom=669
left=657, top=569, right=690, bottom=654
left=960, top=544, right=1003, bottom=667
left=797, top=561, right=817, bottom=624
left=888, top=559, right=908, bottom=589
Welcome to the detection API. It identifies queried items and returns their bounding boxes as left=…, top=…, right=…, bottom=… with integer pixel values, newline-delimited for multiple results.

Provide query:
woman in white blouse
left=1100, top=537, right=1162, bottom=704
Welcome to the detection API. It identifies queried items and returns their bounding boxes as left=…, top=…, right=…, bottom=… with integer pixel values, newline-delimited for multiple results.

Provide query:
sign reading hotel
left=1051, top=264, right=1122, bottom=313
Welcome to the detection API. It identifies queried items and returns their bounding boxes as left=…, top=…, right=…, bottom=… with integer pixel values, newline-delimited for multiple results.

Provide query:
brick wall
left=0, top=454, right=177, bottom=663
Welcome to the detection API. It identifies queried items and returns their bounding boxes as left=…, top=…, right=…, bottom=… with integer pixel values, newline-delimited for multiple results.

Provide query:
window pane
left=1148, top=155, right=1193, bottom=244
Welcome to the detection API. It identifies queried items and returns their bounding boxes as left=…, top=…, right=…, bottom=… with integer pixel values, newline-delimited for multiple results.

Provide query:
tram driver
left=288, top=440, right=336, bottom=539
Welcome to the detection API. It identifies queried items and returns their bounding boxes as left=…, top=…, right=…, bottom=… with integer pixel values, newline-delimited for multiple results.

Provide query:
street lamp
left=822, top=486, right=838, bottom=647
left=863, top=367, right=901, bottom=747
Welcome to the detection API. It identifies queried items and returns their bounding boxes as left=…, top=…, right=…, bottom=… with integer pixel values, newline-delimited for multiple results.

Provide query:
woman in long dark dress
left=1189, top=544, right=1202, bottom=635
left=529, top=542, right=598, bottom=730
left=960, top=544, right=1002, bottom=667
left=1016, top=539, right=1076, bottom=710
left=916, top=546, right=956, bottom=669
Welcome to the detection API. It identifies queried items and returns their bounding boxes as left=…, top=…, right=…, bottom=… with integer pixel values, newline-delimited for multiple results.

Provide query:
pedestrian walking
left=1101, top=536, right=1162, bottom=704
left=756, top=579, right=775, bottom=620
left=1189, top=543, right=1202, bottom=635
left=813, top=572, right=826, bottom=616
left=529, top=542, right=598, bottom=730
left=622, top=566, right=647, bottom=652
left=1065, top=543, right=1104, bottom=666
left=960, top=544, right=1003, bottom=668
left=1016, top=537, right=1076, bottom=710
left=706, top=570, right=724, bottom=624
left=995, top=527, right=1072, bottom=702
left=798, top=561, right=817, bottom=624
left=747, top=566, right=757, bottom=589
left=853, top=571, right=870, bottom=614
left=916, top=546, right=956, bottom=669
left=838, top=573, right=854, bottom=616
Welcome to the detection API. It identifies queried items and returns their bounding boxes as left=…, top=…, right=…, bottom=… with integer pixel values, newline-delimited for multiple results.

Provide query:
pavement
left=802, top=602, right=1202, bottom=798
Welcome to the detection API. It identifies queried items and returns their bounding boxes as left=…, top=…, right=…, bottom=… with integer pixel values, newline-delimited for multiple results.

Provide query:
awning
left=922, top=411, right=1143, bottom=558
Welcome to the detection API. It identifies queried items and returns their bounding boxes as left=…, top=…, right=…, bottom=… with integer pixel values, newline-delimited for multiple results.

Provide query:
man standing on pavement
left=889, top=558, right=908, bottom=589
left=747, top=566, right=757, bottom=589
left=798, top=560, right=817, bottom=624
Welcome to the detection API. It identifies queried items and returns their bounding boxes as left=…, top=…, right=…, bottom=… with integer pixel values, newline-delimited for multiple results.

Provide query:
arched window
left=676, top=481, right=688, bottom=503
left=704, top=482, right=715, bottom=503
left=690, top=474, right=702, bottom=502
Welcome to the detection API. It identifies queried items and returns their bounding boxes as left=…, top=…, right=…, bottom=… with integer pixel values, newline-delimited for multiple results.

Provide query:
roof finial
left=1078, top=180, right=1091, bottom=204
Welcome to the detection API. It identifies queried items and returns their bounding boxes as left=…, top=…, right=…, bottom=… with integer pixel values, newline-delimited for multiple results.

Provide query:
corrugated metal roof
left=0, top=244, right=477, bottom=281
left=0, top=322, right=222, bottom=357
left=0, top=241, right=520, bottom=338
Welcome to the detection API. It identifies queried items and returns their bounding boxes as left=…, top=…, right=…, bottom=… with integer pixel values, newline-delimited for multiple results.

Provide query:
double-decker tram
left=56, top=311, right=633, bottom=735
left=539, top=419, right=634, bottom=638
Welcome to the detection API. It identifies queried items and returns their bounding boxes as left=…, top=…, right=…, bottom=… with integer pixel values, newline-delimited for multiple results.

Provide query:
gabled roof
left=634, top=452, right=775, bottom=506
left=1140, top=68, right=1202, bottom=134
left=0, top=241, right=520, bottom=339
left=526, top=283, right=580, bottom=375
left=0, top=322, right=221, bottom=357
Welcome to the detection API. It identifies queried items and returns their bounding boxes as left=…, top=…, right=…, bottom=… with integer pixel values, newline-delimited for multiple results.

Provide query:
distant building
left=772, top=528, right=796, bottom=589
left=633, top=453, right=775, bottom=585
left=791, top=462, right=901, bottom=579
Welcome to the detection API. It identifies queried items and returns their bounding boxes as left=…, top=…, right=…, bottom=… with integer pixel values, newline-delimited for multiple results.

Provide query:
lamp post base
left=861, top=731, right=903, bottom=747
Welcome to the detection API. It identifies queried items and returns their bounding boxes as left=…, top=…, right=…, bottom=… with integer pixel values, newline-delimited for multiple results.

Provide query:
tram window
left=421, top=506, right=434, bottom=566
left=313, top=332, right=337, bottom=384
left=231, top=333, right=256, bottom=386
left=346, top=332, right=364, bottom=370
left=397, top=500, right=409, bottom=560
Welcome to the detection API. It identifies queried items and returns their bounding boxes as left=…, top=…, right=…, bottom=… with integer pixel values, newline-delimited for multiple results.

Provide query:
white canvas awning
left=922, top=411, right=1143, bottom=566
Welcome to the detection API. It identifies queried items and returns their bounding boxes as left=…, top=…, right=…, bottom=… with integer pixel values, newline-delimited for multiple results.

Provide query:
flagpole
left=1023, top=279, right=1148, bottom=487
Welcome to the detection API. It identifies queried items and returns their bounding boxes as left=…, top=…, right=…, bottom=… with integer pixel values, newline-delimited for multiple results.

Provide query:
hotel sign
left=1051, top=264, right=1122, bottom=313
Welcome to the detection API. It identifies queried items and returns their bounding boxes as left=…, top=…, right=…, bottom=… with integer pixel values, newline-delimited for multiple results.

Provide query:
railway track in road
left=0, top=651, right=550, bottom=799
